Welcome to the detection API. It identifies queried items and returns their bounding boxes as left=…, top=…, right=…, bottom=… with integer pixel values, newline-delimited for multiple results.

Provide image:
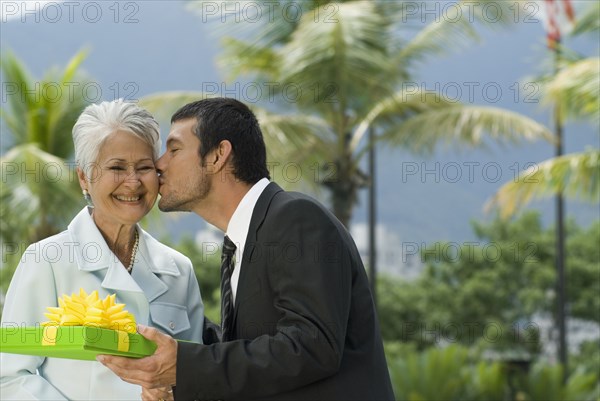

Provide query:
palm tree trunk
left=326, top=163, right=358, bottom=228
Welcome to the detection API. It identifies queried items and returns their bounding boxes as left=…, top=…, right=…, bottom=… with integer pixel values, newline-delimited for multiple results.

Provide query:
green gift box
left=0, top=325, right=157, bottom=361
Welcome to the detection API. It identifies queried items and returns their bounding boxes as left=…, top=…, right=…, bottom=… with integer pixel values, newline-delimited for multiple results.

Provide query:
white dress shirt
left=225, top=178, right=270, bottom=303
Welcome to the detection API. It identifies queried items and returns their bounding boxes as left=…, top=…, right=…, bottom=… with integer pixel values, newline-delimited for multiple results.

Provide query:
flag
left=562, top=0, right=575, bottom=23
left=543, top=0, right=576, bottom=49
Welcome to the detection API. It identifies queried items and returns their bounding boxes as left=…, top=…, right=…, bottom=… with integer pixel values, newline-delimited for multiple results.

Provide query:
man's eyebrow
left=166, top=137, right=183, bottom=147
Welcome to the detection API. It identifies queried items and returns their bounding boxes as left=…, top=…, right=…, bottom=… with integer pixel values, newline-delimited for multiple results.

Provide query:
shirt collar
left=226, top=178, right=270, bottom=248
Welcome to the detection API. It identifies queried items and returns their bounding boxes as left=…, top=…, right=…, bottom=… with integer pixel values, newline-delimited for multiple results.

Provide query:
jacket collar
left=243, top=182, right=283, bottom=248
left=67, top=207, right=179, bottom=301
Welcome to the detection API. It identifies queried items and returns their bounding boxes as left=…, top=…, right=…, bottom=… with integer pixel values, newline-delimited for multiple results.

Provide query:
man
left=98, top=98, right=394, bottom=401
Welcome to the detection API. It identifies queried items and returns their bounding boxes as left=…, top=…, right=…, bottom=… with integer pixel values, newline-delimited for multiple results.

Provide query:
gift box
left=0, top=325, right=157, bottom=361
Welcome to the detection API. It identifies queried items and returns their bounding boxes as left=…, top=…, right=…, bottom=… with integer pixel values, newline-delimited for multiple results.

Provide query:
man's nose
left=154, top=153, right=167, bottom=174
left=155, top=154, right=165, bottom=175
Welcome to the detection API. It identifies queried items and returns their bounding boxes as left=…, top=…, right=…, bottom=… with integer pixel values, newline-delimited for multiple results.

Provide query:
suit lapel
left=232, top=182, right=283, bottom=323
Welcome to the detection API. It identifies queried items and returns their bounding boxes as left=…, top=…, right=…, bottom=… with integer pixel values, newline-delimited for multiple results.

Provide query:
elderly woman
left=0, top=100, right=203, bottom=400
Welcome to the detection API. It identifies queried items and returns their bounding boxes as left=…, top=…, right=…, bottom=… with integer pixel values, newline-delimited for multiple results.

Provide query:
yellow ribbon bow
left=42, top=288, right=137, bottom=334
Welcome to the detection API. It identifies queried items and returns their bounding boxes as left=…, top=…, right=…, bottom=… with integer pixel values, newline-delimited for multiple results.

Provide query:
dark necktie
left=220, top=235, right=237, bottom=342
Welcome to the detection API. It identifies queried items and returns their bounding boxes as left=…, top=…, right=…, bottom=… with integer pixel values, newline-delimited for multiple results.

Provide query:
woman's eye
left=109, top=166, right=125, bottom=171
left=139, top=166, right=155, bottom=171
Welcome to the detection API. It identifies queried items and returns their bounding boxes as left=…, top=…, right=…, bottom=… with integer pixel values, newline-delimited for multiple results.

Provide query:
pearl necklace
left=126, top=230, right=139, bottom=274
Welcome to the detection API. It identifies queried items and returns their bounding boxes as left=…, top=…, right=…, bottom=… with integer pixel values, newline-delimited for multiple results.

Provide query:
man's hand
left=97, top=325, right=177, bottom=388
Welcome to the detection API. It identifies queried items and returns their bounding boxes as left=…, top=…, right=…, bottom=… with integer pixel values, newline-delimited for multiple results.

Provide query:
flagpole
left=544, top=0, right=568, bottom=379
left=553, top=39, right=568, bottom=380
left=368, top=126, right=377, bottom=308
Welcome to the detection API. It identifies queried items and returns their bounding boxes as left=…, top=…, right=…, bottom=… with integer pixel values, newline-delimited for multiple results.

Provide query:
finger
left=137, top=324, right=168, bottom=343
left=140, top=387, right=153, bottom=401
left=137, top=324, right=158, bottom=340
left=141, top=386, right=171, bottom=401
left=158, top=386, right=172, bottom=400
left=97, top=355, right=151, bottom=387
left=137, top=325, right=173, bottom=350
left=97, top=329, right=177, bottom=388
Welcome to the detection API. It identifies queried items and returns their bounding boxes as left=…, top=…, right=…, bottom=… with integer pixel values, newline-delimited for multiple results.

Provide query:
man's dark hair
left=171, top=97, right=270, bottom=184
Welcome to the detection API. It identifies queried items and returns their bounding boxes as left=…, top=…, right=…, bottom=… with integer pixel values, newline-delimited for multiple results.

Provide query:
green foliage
left=387, top=344, right=507, bottom=401
left=1, top=50, right=92, bottom=297
left=1, top=48, right=90, bottom=157
left=378, top=212, right=600, bottom=357
left=489, top=150, right=600, bottom=218
left=566, top=220, right=600, bottom=323
left=389, top=345, right=472, bottom=400
left=571, top=2, right=600, bottom=38
left=385, top=343, right=599, bottom=401
left=570, top=340, right=600, bottom=377
left=161, top=235, right=222, bottom=324
left=520, top=363, right=599, bottom=401
left=470, top=361, right=507, bottom=401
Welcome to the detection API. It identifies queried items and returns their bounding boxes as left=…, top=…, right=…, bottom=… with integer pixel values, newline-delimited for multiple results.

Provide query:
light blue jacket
left=0, top=207, right=204, bottom=400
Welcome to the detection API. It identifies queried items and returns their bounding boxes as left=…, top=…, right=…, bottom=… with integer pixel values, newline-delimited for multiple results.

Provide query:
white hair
left=72, top=99, right=161, bottom=179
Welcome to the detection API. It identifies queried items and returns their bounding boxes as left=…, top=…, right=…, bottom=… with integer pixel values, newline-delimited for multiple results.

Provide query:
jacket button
left=169, top=321, right=175, bottom=330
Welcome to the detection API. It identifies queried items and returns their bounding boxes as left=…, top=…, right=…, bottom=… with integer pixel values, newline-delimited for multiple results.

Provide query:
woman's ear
left=76, top=167, right=88, bottom=191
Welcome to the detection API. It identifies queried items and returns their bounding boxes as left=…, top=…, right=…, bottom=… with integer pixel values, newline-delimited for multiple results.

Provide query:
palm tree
left=486, top=2, right=599, bottom=372
left=488, top=3, right=599, bottom=217
left=166, top=0, right=551, bottom=228
left=1, top=50, right=91, bottom=247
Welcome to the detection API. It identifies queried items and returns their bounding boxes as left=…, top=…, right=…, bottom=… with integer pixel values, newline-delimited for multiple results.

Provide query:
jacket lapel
left=133, top=231, right=180, bottom=302
left=232, top=182, right=283, bottom=322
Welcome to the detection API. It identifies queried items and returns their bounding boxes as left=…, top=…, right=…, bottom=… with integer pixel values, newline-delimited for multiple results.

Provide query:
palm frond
left=397, top=0, right=519, bottom=67
left=140, top=91, right=213, bottom=123
left=351, top=88, right=457, bottom=152
left=487, top=150, right=600, bottom=219
left=1, top=144, right=84, bottom=243
left=571, top=1, right=600, bottom=36
left=218, top=37, right=280, bottom=81
left=254, top=107, right=333, bottom=166
left=1, top=51, right=92, bottom=244
left=187, top=0, right=302, bottom=48
left=61, top=48, right=90, bottom=83
left=379, top=106, right=554, bottom=154
left=543, top=57, right=600, bottom=126
left=1, top=50, right=34, bottom=143
left=466, top=0, right=522, bottom=25
left=397, top=8, right=478, bottom=66
left=46, top=49, right=91, bottom=158
left=1, top=49, right=90, bottom=158
left=278, top=1, right=394, bottom=109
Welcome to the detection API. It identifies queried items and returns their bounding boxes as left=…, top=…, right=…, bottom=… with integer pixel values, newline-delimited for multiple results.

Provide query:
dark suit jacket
left=175, top=182, right=394, bottom=400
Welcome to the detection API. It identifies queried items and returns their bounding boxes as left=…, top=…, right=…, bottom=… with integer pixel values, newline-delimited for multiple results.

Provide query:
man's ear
left=210, top=140, right=233, bottom=174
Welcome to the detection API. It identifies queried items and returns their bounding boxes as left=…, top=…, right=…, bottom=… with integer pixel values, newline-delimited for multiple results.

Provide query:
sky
left=1, top=1, right=598, bottom=269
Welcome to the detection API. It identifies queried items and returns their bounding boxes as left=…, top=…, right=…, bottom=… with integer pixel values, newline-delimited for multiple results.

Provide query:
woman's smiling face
left=81, top=130, right=158, bottom=228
